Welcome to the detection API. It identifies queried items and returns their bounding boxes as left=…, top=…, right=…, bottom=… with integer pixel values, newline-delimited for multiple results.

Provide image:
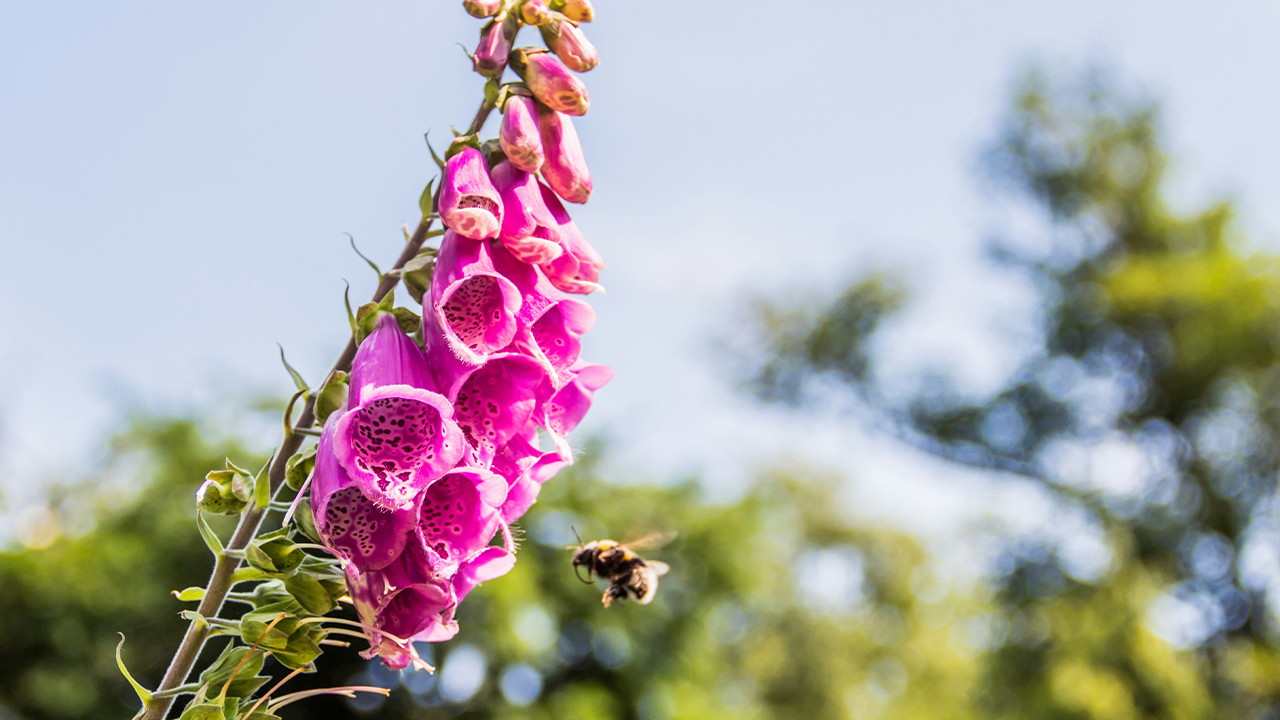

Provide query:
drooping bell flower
left=491, top=160, right=564, bottom=264
left=463, top=0, right=502, bottom=18
left=540, top=16, right=598, bottom=72
left=430, top=230, right=522, bottom=364
left=492, top=423, right=572, bottom=524
left=557, top=0, right=594, bottom=23
left=331, top=314, right=467, bottom=510
left=499, top=95, right=544, bottom=173
left=541, top=360, right=613, bottom=444
left=491, top=242, right=596, bottom=382
left=415, top=466, right=508, bottom=571
left=439, top=146, right=503, bottom=240
left=473, top=14, right=517, bottom=79
left=311, top=414, right=416, bottom=571
left=538, top=106, right=592, bottom=204
left=345, top=544, right=450, bottom=669
left=538, top=182, right=605, bottom=294
left=510, top=48, right=589, bottom=116
left=448, top=353, right=553, bottom=466
left=520, top=0, right=552, bottom=25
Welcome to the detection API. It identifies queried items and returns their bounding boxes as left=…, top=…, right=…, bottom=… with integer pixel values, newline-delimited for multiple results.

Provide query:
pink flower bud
left=511, top=49, right=589, bottom=116
left=473, top=14, right=517, bottom=79
left=540, top=17, right=598, bottom=72
left=463, top=0, right=502, bottom=18
left=520, top=0, right=552, bottom=25
left=558, top=0, right=594, bottom=23
left=440, top=146, right=503, bottom=240
left=491, top=159, right=564, bottom=264
left=499, top=95, right=544, bottom=173
left=538, top=106, right=591, bottom=204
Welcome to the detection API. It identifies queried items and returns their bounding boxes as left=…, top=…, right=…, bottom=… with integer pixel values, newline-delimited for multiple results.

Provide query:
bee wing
left=621, top=531, right=677, bottom=552
left=647, top=560, right=670, bottom=577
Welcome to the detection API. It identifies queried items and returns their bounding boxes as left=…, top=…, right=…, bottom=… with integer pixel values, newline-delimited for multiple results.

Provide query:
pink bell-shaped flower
left=492, top=159, right=564, bottom=265
left=430, top=230, right=523, bottom=364
left=538, top=106, right=592, bottom=204
left=440, top=147, right=503, bottom=240
left=538, top=182, right=605, bottom=294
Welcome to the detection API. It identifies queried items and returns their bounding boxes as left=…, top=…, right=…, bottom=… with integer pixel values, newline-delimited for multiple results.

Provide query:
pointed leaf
left=253, top=453, right=273, bottom=511
left=425, top=131, right=446, bottom=170
left=197, top=511, right=224, bottom=555
left=276, top=345, right=309, bottom=393
left=173, top=587, right=206, bottom=602
left=343, top=281, right=356, bottom=336
left=419, top=178, right=435, bottom=220
left=115, top=634, right=153, bottom=707
left=345, top=233, right=382, bottom=279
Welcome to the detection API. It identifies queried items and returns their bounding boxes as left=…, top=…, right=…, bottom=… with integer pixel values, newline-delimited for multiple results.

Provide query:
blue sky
left=3, top=0, right=1280, bottom=544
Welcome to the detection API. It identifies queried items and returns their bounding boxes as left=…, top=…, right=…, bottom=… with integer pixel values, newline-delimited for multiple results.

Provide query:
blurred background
left=5, top=1, right=1280, bottom=718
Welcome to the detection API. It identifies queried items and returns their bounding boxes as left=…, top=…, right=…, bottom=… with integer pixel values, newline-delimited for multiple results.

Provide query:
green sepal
left=401, top=250, right=437, bottom=305
left=276, top=345, right=309, bottom=394
left=232, top=580, right=306, bottom=615
left=444, top=133, right=481, bottom=161
left=284, top=573, right=335, bottom=615
left=115, top=634, right=153, bottom=708
left=313, top=372, right=350, bottom=427
left=177, top=704, right=226, bottom=720
left=239, top=604, right=300, bottom=650
left=173, top=586, right=206, bottom=602
left=230, top=567, right=273, bottom=585
left=196, top=511, right=224, bottom=554
left=391, top=306, right=421, bottom=335
left=246, top=535, right=304, bottom=576
left=197, top=464, right=253, bottom=515
left=479, top=138, right=507, bottom=169
left=199, top=644, right=270, bottom=700
left=419, top=178, right=436, bottom=221
left=272, top=626, right=325, bottom=670
left=252, top=454, right=273, bottom=511
left=282, top=389, right=306, bottom=441
left=291, top=496, right=321, bottom=544
left=284, top=444, right=318, bottom=492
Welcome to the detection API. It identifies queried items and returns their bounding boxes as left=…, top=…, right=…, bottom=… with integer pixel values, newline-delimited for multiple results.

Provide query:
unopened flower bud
left=538, top=105, right=591, bottom=203
left=440, top=146, right=504, bottom=240
left=500, top=95, right=545, bottom=172
left=556, top=0, right=594, bottom=22
left=510, top=49, right=589, bottom=116
left=464, top=0, right=502, bottom=18
left=520, top=0, right=552, bottom=25
left=197, top=469, right=252, bottom=515
left=314, top=370, right=350, bottom=426
left=474, top=14, right=518, bottom=79
left=540, top=16, right=598, bottom=72
left=284, top=444, right=318, bottom=491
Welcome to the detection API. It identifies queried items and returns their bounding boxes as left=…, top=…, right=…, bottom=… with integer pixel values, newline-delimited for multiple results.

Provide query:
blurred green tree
left=744, top=67, right=1280, bottom=718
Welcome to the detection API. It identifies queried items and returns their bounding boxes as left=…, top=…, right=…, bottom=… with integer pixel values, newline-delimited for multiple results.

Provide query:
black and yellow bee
left=570, top=532, right=674, bottom=607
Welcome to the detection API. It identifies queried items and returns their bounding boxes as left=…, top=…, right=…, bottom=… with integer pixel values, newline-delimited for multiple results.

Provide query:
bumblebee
left=570, top=532, right=673, bottom=607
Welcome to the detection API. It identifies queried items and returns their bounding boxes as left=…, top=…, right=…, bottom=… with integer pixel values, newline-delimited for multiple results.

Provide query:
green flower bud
left=291, top=496, right=321, bottom=544
left=239, top=603, right=301, bottom=650
left=273, top=625, right=325, bottom=670
left=284, top=444, right=319, bottom=491
left=553, top=0, right=593, bottom=22
left=246, top=536, right=305, bottom=575
left=198, top=645, right=269, bottom=700
left=195, top=468, right=253, bottom=515
left=284, top=572, right=335, bottom=615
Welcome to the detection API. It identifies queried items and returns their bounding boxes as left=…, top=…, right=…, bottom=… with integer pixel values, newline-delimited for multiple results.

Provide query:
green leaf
left=276, top=345, right=309, bottom=393
left=419, top=178, right=436, bottom=220
left=425, top=131, right=446, bottom=170
left=343, top=281, right=356, bottom=336
left=292, top=497, right=321, bottom=543
left=197, top=511, right=224, bottom=555
left=173, top=587, right=206, bottom=602
left=346, top=233, right=383, bottom=280
left=272, top=626, right=323, bottom=670
left=115, top=634, right=153, bottom=708
left=230, top=567, right=272, bottom=585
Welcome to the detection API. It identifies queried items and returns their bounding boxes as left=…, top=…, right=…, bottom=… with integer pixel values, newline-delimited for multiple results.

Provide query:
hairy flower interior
left=324, top=486, right=392, bottom=563
left=532, top=304, right=576, bottom=370
left=347, top=396, right=441, bottom=498
left=442, top=275, right=506, bottom=352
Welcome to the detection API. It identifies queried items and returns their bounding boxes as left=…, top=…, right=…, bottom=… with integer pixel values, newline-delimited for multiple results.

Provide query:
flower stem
left=139, top=208, right=447, bottom=720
